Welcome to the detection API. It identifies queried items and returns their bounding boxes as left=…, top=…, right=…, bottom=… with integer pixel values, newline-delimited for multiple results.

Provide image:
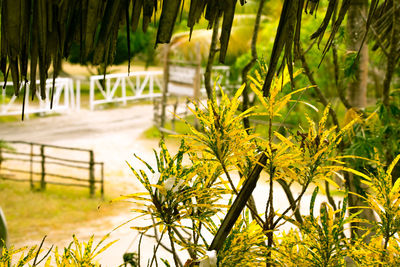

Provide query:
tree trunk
left=346, top=0, right=375, bottom=242
left=346, top=0, right=369, bottom=109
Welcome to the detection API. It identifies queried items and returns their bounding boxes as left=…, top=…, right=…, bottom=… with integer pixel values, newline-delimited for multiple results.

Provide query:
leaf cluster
left=0, top=235, right=115, bottom=267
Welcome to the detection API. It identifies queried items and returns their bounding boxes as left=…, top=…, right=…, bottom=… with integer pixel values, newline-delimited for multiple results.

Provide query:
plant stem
left=209, top=152, right=268, bottom=252
left=168, top=226, right=182, bottom=267
left=172, top=226, right=195, bottom=259
left=325, top=180, right=337, bottom=211
left=221, top=162, right=264, bottom=226
left=149, top=229, right=166, bottom=267
left=332, top=41, right=353, bottom=110
left=273, top=182, right=310, bottom=228
left=143, top=234, right=173, bottom=253
left=265, top=161, right=275, bottom=267
left=277, top=179, right=303, bottom=223
left=138, top=233, right=143, bottom=267
left=265, top=103, right=275, bottom=267
left=192, top=221, right=202, bottom=258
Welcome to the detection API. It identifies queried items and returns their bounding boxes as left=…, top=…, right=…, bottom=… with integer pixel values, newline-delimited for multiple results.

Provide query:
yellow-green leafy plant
left=0, top=244, right=39, bottom=267
left=123, top=70, right=395, bottom=266
left=120, top=140, right=230, bottom=265
left=349, top=154, right=400, bottom=265
left=189, top=75, right=360, bottom=262
left=218, top=211, right=267, bottom=266
left=52, top=235, right=116, bottom=267
left=271, top=229, right=310, bottom=267
left=246, top=69, right=363, bottom=258
left=0, top=235, right=114, bottom=267
left=182, top=84, right=259, bottom=188
left=273, top=188, right=361, bottom=266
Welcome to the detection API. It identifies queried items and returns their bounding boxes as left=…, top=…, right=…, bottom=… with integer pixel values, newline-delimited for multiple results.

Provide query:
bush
left=7, top=73, right=400, bottom=266
left=118, top=71, right=400, bottom=266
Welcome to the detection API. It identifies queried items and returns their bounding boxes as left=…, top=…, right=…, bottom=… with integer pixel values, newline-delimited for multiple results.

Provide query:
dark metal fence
left=0, top=141, right=104, bottom=198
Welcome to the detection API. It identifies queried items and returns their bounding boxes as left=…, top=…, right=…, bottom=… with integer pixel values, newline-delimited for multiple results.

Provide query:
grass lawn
left=0, top=180, right=129, bottom=245
left=143, top=114, right=195, bottom=139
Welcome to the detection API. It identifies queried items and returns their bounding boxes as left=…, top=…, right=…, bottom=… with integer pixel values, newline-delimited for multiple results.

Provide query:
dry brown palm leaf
left=142, top=0, right=156, bottom=32
left=187, top=0, right=207, bottom=39
left=310, top=0, right=338, bottom=46
left=156, top=0, right=183, bottom=44
left=19, top=0, right=30, bottom=83
left=262, top=0, right=303, bottom=97
left=0, top=1, right=7, bottom=78
left=219, top=0, right=238, bottom=63
left=93, top=0, right=124, bottom=65
left=4, top=0, right=22, bottom=96
left=369, top=0, right=400, bottom=106
left=0, top=0, right=239, bottom=106
left=30, top=2, right=38, bottom=101
left=371, top=0, right=400, bottom=59
left=84, top=0, right=105, bottom=59
left=261, top=0, right=386, bottom=97
left=205, top=0, right=221, bottom=30
left=2, top=0, right=384, bottom=117
left=131, top=0, right=143, bottom=32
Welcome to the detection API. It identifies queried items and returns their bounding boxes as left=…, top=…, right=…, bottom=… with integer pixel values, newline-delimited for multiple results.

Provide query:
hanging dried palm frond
left=219, top=0, right=238, bottom=62
left=185, top=0, right=243, bottom=62
left=371, top=0, right=400, bottom=61
left=0, top=0, right=241, bottom=110
left=187, top=0, right=207, bottom=39
left=368, top=0, right=400, bottom=106
left=156, top=0, right=183, bottom=44
left=319, top=0, right=352, bottom=62
left=0, top=0, right=395, bottom=116
left=261, top=0, right=304, bottom=97
left=260, top=0, right=396, bottom=98
left=310, top=0, right=338, bottom=46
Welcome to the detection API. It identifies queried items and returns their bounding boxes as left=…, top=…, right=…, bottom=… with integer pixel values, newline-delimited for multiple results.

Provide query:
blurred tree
left=346, top=0, right=369, bottom=109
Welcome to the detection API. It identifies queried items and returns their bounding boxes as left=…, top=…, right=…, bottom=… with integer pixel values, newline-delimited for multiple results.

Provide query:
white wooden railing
left=0, top=78, right=77, bottom=118
left=89, top=71, right=163, bottom=110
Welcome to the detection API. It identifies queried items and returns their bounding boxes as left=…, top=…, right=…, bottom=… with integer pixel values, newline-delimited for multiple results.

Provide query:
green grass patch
left=0, top=180, right=126, bottom=244
left=0, top=115, right=20, bottom=123
left=143, top=115, right=195, bottom=139
left=0, top=112, right=62, bottom=123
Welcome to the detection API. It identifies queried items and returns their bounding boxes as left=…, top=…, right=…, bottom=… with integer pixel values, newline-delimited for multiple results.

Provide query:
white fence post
left=76, top=80, right=81, bottom=111
left=88, top=71, right=163, bottom=109
left=69, top=79, right=75, bottom=110
left=106, top=78, right=111, bottom=100
left=0, top=78, right=74, bottom=118
left=90, top=77, right=94, bottom=111
left=121, top=78, right=127, bottom=106
left=149, top=74, right=154, bottom=98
